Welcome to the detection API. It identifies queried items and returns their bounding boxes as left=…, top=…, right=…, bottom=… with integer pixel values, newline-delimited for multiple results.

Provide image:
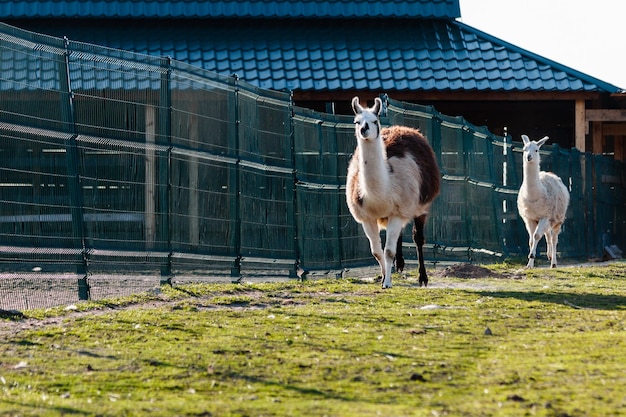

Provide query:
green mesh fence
left=1, top=23, right=624, bottom=309
left=384, top=97, right=625, bottom=263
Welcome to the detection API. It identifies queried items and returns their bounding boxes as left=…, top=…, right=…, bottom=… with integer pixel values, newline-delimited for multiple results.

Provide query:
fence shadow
left=475, top=290, right=626, bottom=311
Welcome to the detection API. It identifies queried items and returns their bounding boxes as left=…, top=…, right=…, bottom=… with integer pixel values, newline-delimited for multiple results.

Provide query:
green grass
left=1, top=261, right=625, bottom=416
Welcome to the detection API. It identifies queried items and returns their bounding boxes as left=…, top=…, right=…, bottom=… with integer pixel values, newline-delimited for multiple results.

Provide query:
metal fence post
left=330, top=122, right=343, bottom=271
left=60, top=37, right=89, bottom=299
left=230, top=74, right=242, bottom=277
left=428, top=112, right=442, bottom=263
left=288, top=91, right=302, bottom=277
left=159, top=57, right=172, bottom=277
left=461, top=125, right=473, bottom=261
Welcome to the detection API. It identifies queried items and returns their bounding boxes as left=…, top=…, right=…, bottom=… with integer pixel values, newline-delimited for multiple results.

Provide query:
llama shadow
left=475, top=290, right=626, bottom=311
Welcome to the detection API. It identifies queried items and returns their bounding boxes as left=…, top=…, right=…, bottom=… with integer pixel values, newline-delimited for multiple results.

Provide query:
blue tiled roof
left=1, top=0, right=461, bottom=19
left=13, top=19, right=618, bottom=93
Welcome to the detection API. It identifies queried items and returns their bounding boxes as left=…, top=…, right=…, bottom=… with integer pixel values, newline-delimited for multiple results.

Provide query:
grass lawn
left=0, top=261, right=625, bottom=416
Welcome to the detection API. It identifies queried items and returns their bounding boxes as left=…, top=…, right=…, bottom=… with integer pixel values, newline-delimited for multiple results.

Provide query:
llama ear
left=521, top=135, right=530, bottom=145
left=351, top=97, right=362, bottom=115
left=373, top=97, right=382, bottom=116
left=537, top=136, right=549, bottom=147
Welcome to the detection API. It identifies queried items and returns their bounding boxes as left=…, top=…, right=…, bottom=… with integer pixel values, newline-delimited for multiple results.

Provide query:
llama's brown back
left=382, top=126, right=440, bottom=205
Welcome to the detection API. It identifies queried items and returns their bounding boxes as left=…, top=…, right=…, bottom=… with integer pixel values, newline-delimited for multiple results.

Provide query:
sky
left=459, top=0, right=626, bottom=90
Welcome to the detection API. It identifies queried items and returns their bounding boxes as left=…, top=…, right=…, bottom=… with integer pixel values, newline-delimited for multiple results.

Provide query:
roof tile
left=1, top=16, right=620, bottom=93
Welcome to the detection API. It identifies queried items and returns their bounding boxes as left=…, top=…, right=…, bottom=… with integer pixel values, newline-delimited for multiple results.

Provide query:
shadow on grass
left=0, top=399, right=85, bottom=415
left=475, top=290, right=626, bottom=310
left=223, top=371, right=352, bottom=402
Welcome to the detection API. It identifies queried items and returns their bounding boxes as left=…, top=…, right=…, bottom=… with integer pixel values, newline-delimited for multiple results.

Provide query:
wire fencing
left=0, top=23, right=624, bottom=309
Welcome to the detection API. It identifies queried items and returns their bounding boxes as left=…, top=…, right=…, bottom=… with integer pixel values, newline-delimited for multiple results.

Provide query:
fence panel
left=236, top=87, right=296, bottom=275
left=292, top=108, right=363, bottom=270
left=594, top=154, right=626, bottom=256
left=169, top=63, right=237, bottom=155
left=0, top=125, right=78, bottom=252
left=68, top=42, right=167, bottom=141
left=169, top=150, right=236, bottom=256
left=292, top=110, right=339, bottom=270
left=0, top=27, right=69, bottom=132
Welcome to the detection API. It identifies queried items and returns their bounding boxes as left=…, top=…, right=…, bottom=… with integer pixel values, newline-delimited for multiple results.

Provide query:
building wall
left=296, top=98, right=576, bottom=149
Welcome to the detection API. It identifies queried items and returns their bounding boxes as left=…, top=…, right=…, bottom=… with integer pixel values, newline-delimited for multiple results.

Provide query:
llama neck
left=522, top=161, right=543, bottom=194
left=357, top=137, right=390, bottom=197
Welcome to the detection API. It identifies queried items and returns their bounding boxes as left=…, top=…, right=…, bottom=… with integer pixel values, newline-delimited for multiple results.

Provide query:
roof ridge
left=1, top=0, right=461, bottom=19
left=454, top=20, right=623, bottom=94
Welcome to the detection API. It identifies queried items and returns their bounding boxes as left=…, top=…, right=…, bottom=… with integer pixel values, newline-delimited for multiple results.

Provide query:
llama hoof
left=418, top=267, right=428, bottom=287
left=395, top=258, right=405, bottom=273
left=381, top=275, right=393, bottom=288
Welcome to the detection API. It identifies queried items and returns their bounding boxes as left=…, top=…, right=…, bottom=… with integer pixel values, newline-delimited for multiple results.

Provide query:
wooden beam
left=574, top=99, right=586, bottom=151
left=592, top=122, right=604, bottom=154
left=292, top=90, right=602, bottom=103
left=585, top=109, right=626, bottom=122
left=602, top=123, right=626, bottom=136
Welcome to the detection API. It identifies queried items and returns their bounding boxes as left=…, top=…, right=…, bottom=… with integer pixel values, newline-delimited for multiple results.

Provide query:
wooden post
left=145, top=105, right=156, bottom=249
left=575, top=99, right=586, bottom=152
left=614, top=136, right=624, bottom=161
left=592, top=122, right=604, bottom=155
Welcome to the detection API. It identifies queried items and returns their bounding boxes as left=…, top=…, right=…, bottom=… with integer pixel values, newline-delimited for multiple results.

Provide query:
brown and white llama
left=346, top=97, right=440, bottom=288
left=517, top=135, right=570, bottom=268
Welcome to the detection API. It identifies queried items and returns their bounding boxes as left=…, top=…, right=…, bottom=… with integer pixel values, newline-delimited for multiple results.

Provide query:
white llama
left=346, top=97, right=440, bottom=288
left=517, top=134, right=570, bottom=268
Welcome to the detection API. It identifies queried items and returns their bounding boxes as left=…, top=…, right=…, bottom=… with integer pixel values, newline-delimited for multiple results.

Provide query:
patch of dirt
left=432, top=263, right=509, bottom=279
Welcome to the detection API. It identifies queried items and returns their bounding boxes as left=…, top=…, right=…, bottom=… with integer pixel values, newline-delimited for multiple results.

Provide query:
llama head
left=521, top=134, right=549, bottom=164
left=352, top=96, right=382, bottom=141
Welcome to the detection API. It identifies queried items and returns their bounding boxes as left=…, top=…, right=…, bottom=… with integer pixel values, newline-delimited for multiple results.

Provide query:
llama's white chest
left=517, top=179, right=556, bottom=220
left=359, top=191, right=395, bottom=217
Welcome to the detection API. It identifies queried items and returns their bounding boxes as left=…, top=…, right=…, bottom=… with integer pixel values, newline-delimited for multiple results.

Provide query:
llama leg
left=395, top=231, right=405, bottom=273
left=550, top=223, right=562, bottom=268
left=413, top=215, right=428, bottom=287
left=548, top=229, right=557, bottom=268
left=361, top=220, right=385, bottom=280
left=545, top=230, right=553, bottom=262
left=523, top=219, right=538, bottom=268
left=528, top=218, right=550, bottom=268
left=381, top=218, right=404, bottom=289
